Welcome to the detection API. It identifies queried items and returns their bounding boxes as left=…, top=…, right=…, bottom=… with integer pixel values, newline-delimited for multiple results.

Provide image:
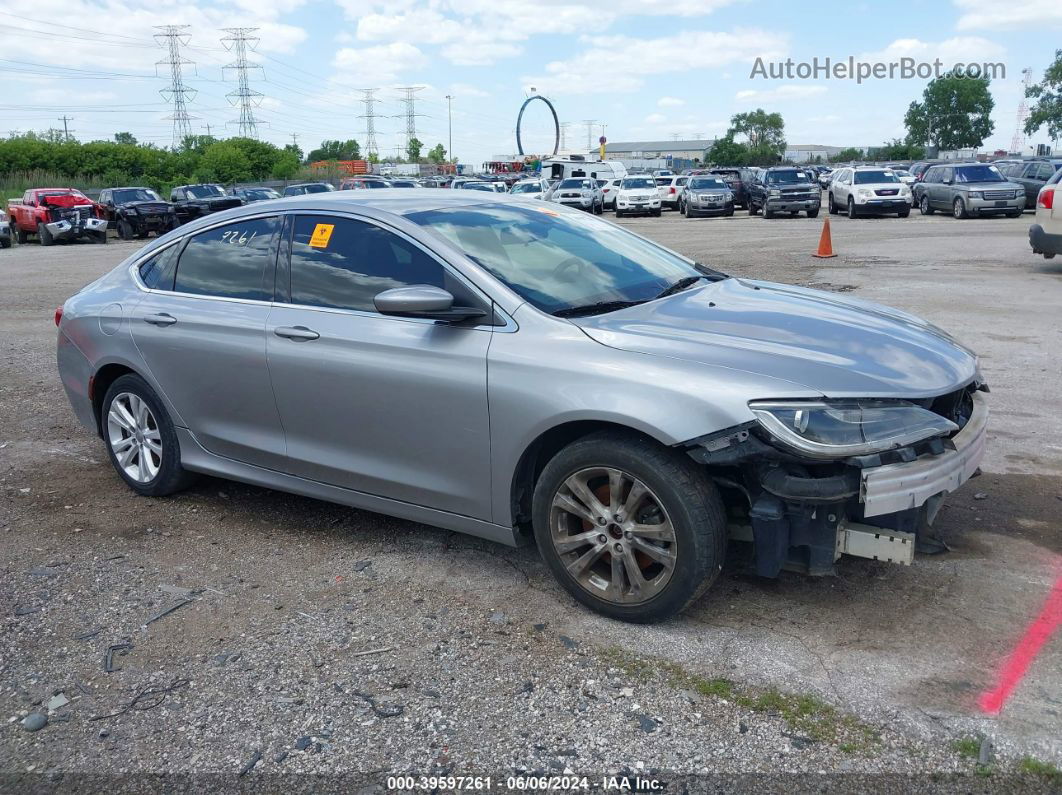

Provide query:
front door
left=129, top=215, right=287, bottom=469
left=266, top=213, right=494, bottom=520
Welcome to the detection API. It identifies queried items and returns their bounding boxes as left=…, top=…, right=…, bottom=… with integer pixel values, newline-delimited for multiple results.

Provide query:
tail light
left=54, top=305, right=63, bottom=327
left=669, top=187, right=676, bottom=194
left=1038, top=187, right=1054, bottom=210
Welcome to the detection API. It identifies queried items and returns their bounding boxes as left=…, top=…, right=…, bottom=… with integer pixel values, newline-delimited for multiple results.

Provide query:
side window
left=138, top=244, right=181, bottom=290
left=1036, top=163, right=1054, bottom=180
left=173, top=216, right=278, bottom=301
left=100, top=190, right=110, bottom=205
left=289, top=215, right=452, bottom=313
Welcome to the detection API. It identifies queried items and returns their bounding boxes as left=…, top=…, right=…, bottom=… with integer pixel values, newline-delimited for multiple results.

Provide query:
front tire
left=101, top=374, right=196, bottom=497
left=953, top=197, right=968, bottom=219
left=117, top=219, right=132, bottom=240
left=807, top=207, right=819, bottom=218
left=532, top=431, right=726, bottom=623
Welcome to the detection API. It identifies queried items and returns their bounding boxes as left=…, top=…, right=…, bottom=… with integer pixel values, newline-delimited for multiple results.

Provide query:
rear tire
left=919, top=195, right=934, bottom=215
left=828, top=193, right=837, bottom=214
left=101, top=374, right=196, bottom=497
left=749, top=201, right=760, bottom=216
left=532, top=431, right=726, bottom=623
left=15, top=224, right=28, bottom=244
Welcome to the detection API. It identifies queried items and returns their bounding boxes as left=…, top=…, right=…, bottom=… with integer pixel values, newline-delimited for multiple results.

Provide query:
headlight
left=858, top=189, right=871, bottom=196
left=769, top=189, right=780, bottom=197
left=967, top=191, right=982, bottom=199
left=748, top=399, right=958, bottom=459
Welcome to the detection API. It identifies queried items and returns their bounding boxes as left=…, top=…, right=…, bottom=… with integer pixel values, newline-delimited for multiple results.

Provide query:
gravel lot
left=2, top=204, right=1061, bottom=789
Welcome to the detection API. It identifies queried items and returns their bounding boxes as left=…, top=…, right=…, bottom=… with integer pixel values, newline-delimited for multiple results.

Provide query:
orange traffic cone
left=812, top=215, right=837, bottom=258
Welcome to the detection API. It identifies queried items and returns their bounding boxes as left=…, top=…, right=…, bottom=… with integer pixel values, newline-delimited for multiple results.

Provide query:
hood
left=119, top=200, right=172, bottom=213
left=574, top=278, right=978, bottom=399
left=40, top=194, right=93, bottom=209
left=958, top=180, right=1020, bottom=190
left=187, top=196, right=242, bottom=209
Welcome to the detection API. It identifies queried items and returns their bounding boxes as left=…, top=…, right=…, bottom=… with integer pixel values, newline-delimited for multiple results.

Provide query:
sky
left=1, top=0, right=1060, bottom=165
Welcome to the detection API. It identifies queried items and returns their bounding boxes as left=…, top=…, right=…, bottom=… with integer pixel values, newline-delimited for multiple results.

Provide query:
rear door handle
left=143, top=312, right=176, bottom=327
left=274, top=325, right=320, bottom=341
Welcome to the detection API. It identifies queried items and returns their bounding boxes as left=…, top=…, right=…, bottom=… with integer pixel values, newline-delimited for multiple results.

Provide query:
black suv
left=169, top=184, right=244, bottom=225
left=994, top=160, right=1062, bottom=210
left=98, top=187, right=177, bottom=240
left=705, top=167, right=754, bottom=209
left=748, top=167, right=820, bottom=218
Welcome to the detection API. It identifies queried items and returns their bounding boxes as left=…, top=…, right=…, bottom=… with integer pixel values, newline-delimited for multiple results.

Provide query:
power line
left=154, top=26, right=198, bottom=148
left=357, top=88, right=380, bottom=158
left=394, top=86, right=425, bottom=152
left=221, top=27, right=263, bottom=139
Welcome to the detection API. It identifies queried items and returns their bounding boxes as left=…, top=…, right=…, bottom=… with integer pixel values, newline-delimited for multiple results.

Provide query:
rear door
left=265, top=213, right=494, bottom=519
left=129, top=214, right=287, bottom=469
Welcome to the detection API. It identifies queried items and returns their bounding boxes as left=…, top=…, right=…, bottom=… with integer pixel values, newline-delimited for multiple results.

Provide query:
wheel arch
left=508, top=419, right=668, bottom=537
left=91, top=362, right=139, bottom=435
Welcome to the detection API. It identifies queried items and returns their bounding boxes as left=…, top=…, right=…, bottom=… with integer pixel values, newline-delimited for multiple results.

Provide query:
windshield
left=766, top=171, right=809, bottom=184
left=689, top=178, right=728, bottom=189
left=303, top=183, right=333, bottom=193
left=186, top=185, right=225, bottom=198
left=620, top=177, right=654, bottom=189
left=463, top=183, right=494, bottom=191
left=853, top=170, right=899, bottom=184
left=113, top=188, right=161, bottom=203
left=892, top=169, right=910, bottom=177
left=408, top=204, right=707, bottom=315
left=955, top=165, right=1004, bottom=183
left=559, top=179, right=591, bottom=189
left=242, top=188, right=278, bottom=200
left=511, top=183, right=542, bottom=194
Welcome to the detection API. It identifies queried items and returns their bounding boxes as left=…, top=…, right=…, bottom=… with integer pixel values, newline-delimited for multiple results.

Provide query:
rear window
left=655, top=178, right=671, bottom=186
left=173, top=217, right=278, bottom=301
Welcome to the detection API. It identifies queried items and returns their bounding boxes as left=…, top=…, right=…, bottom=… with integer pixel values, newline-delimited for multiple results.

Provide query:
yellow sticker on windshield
left=309, top=223, right=334, bottom=248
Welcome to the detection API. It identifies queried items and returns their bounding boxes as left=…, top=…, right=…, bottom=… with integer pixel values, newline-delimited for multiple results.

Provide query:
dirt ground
left=1, top=204, right=1060, bottom=789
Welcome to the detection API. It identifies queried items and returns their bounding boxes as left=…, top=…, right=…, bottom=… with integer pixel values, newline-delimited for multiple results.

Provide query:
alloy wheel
left=106, top=392, right=162, bottom=483
left=549, top=466, right=677, bottom=605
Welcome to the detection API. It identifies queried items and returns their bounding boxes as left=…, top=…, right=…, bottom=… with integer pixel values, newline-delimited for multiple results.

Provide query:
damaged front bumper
left=688, top=390, right=988, bottom=577
left=46, top=217, right=107, bottom=239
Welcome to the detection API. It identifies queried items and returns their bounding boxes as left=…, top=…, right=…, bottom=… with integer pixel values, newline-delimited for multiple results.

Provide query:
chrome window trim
left=127, top=208, right=517, bottom=332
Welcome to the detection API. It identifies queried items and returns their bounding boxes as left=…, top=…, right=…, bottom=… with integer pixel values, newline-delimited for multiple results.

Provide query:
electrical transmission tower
left=154, top=25, right=198, bottom=148
left=1010, top=67, right=1033, bottom=154
left=560, top=121, right=574, bottom=151
left=582, top=120, right=597, bottom=150
left=358, top=88, right=380, bottom=158
left=394, top=86, right=425, bottom=153
left=221, top=27, right=264, bottom=139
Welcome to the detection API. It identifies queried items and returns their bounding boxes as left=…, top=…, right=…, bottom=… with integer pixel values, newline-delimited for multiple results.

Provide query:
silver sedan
left=56, top=191, right=987, bottom=622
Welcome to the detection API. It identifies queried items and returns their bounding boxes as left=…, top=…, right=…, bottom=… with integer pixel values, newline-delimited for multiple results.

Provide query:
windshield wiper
left=654, top=276, right=704, bottom=299
left=552, top=300, right=647, bottom=318
left=693, top=262, right=729, bottom=281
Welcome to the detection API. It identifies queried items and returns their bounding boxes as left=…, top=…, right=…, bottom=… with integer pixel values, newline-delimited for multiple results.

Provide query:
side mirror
left=374, top=285, right=487, bottom=323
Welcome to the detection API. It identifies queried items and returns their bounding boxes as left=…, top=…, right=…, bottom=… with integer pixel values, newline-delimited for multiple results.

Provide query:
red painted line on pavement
left=978, top=575, right=1062, bottom=715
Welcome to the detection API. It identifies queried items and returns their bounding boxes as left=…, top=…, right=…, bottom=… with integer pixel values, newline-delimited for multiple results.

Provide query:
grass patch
left=952, top=737, right=981, bottom=760
left=596, top=646, right=878, bottom=751
left=1018, top=757, right=1062, bottom=781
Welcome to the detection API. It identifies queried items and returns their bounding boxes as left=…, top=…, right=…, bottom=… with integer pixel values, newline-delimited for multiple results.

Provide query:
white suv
left=828, top=166, right=912, bottom=218
left=614, top=176, right=662, bottom=217
left=1029, top=167, right=1062, bottom=259
left=655, top=175, right=689, bottom=210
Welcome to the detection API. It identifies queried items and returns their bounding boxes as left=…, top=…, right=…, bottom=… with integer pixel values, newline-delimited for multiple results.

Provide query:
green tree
left=705, top=133, right=748, bottom=165
left=904, top=72, right=994, bottom=150
left=283, top=142, right=304, bottom=163
left=829, top=147, right=865, bottom=163
left=306, top=139, right=360, bottom=161
left=272, top=149, right=301, bottom=180
left=198, top=141, right=252, bottom=183
left=1025, top=50, right=1062, bottom=143
left=406, top=137, right=424, bottom=162
left=225, top=137, right=281, bottom=180
left=113, top=132, right=138, bottom=146
left=868, top=139, right=925, bottom=161
left=367, top=152, right=379, bottom=164
left=729, top=109, right=786, bottom=150
left=427, top=143, right=447, bottom=163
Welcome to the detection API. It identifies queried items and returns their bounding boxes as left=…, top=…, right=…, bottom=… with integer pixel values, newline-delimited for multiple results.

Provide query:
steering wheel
left=552, top=257, right=586, bottom=280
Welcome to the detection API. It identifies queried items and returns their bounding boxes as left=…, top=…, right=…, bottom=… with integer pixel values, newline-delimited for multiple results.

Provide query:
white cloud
left=954, top=0, right=1062, bottom=30
left=523, top=29, right=789, bottom=95
left=449, top=83, right=490, bottom=99
left=859, top=36, right=1006, bottom=67
left=644, top=113, right=667, bottom=124
left=332, top=41, right=427, bottom=83
left=657, top=96, right=685, bottom=107
left=442, top=35, right=523, bottom=67
left=735, top=84, right=827, bottom=102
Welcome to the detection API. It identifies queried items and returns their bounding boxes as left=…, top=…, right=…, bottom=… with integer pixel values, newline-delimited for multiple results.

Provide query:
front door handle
left=143, top=312, right=176, bottom=327
left=274, top=325, right=320, bottom=341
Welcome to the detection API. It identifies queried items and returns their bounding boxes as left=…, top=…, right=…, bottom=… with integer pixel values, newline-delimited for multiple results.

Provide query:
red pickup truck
left=7, top=188, right=108, bottom=245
